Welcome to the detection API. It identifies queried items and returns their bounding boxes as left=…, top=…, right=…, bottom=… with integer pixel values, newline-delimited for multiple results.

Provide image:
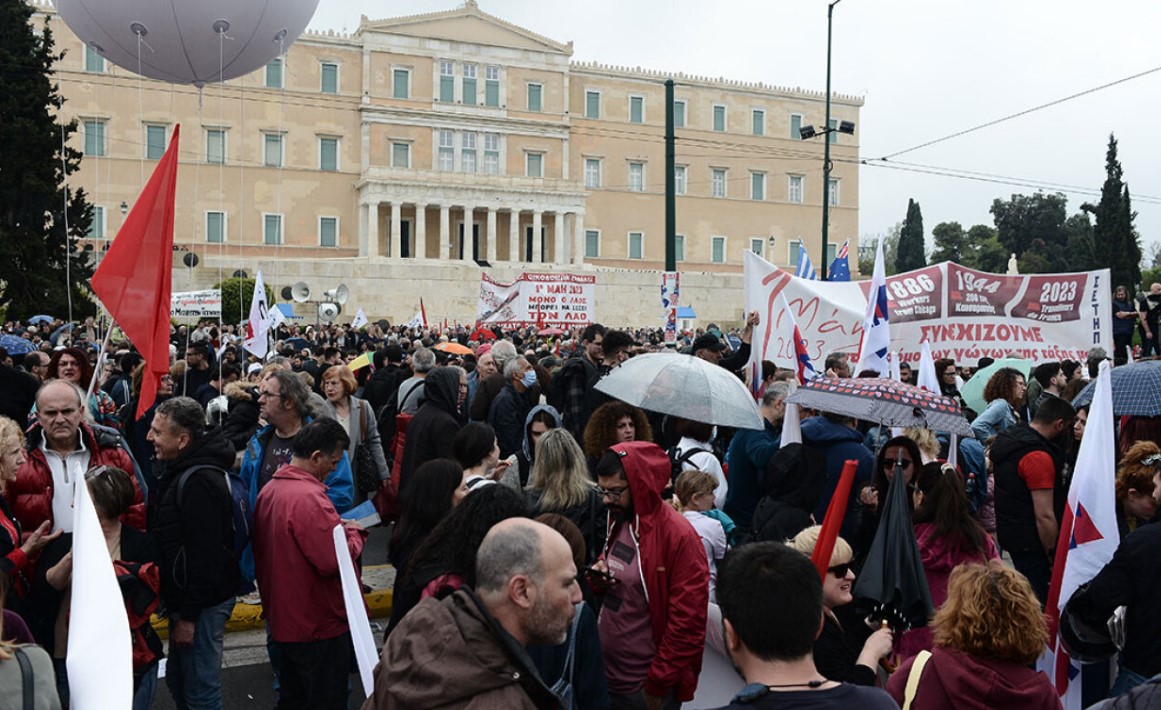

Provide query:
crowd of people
left=0, top=309, right=1159, bottom=710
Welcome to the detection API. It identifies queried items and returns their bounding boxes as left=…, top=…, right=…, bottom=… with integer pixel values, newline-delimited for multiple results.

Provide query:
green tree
left=0, top=4, right=95, bottom=320
left=990, top=192, right=1070, bottom=273
left=930, top=221, right=967, bottom=264
left=963, top=225, right=1008, bottom=273
left=895, top=199, right=926, bottom=272
left=215, top=277, right=274, bottom=326
left=858, top=223, right=901, bottom=276
left=1062, top=212, right=1096, bottom=273
left=1082, top=135, right=1141, bottom=290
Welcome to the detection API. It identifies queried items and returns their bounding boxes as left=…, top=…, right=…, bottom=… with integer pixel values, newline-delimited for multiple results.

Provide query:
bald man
left=365, top=518, right=581, bottom=709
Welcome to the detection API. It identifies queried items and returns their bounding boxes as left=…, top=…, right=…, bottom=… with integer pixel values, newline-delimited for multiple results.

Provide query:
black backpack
left=750, top=442, right=828, bottom=544
left=668, top=446, right=711, bottom=485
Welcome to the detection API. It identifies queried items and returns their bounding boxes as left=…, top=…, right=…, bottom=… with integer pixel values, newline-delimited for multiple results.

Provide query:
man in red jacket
left=7, top=379, right=143, bottom=536
left=253, top=417, right=367, bottom=710
left=591, top=441, right=709, bottom=710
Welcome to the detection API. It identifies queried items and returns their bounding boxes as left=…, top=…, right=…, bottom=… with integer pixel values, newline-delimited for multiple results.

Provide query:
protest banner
left=476, top=272, right=596, bottom=327
left=744, top=251, right=1111, bottom=369
left=171, top=289, right=222, bottom=318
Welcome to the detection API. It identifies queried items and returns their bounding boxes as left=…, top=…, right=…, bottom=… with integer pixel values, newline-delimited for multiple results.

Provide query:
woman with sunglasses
left=853, top=436, right=924, bottom=559
left=899, top=462, right=998, bottom=659
left=789, top=526, right=893, bottom=687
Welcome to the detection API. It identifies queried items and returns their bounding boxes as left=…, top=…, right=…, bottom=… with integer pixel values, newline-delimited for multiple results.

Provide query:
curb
left=152, top=585, right=394, bottom=639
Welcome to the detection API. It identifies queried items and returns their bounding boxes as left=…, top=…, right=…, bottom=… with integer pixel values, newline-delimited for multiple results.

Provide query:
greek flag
left=796, top=249, right=817, bottom=280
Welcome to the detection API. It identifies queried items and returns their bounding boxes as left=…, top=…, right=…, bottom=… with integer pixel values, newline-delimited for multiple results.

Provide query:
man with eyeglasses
left=551, top=322, right=606, bottom=440
left=589, top=441, right=709, bottom=710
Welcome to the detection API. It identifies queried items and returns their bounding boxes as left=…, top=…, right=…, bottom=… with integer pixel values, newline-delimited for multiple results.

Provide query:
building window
left=264, top=214, right=282, bottom=245
left=83, top=119, right=106, bottom=156
left=485, top=65, right=500, bottom=107
left=827, top=242, right=838, bottom=263
left=829, top=179, right=840, bottom=206
left=712, top=104, right=726, bottom=132
left=629, top=95, right=644, bottom=123
left=585, top=90, right=600, bottom=119
left=439, top=60, right=455, bottom=102
left=484, top=133, right=500, bottom=174
left=751, top=171, right=766, bottom=201
left=628, top=162, right=645, bottom=192
left=527, top=83, right=542, bottom=112
left=752, top=109, right=765, bottom=136
left=265, top=58, right=283, bottom=89
left=828, top=118, right=838, bottom=143
left=750, top=237, right=765, bottom=257
left=712, top=168, right=727, bottom=198
left=712, top=236, right=726, bottom=264
left=438, top=130, right=454, bottom=171
left=145, top=124, right=166, bottom=160
left=319, top=137, right=339, bottom=171
left=674, top=100, right=686, bottom=128
left=462, top=132, right=477, bottom=173
left=206, top=128, right=226, bottom=164
left=391, top=141, right=411, bottom=169
left=319, top=216, right=338, bottom=247
left=462, top=63, right=477, bottom=105
left=87, top=205, right=105, bottom=239
left=263, top=133, right=283, bottom=167
left=790, top=113, right=803, bottom=140
left=628, top=231, right=644, bottom=259
left=526, top=152, right=543, bottom=178
left=674, top=234, right=685, bottom=262
left=788, top=175, right=804, bottom=204
left=84, top=45, right=104, bottom=73
left=674, top=165, right=687, bottom=195
left=585, top=158, right=601, bottom=189
left=205, top=211, right=225, bottom=243
left=393, top=68, right=411, bottom=99
left=320, top=61, right=338, bottom=94
left=789, top=239, right=803, bottom=266
left=585, top=229, right=600, bottom=258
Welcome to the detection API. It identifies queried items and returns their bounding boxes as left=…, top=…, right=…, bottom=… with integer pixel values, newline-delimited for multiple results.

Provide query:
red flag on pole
left=812, top=459, right=859, bottom=581
left=90, top=125, right=180, bottom=419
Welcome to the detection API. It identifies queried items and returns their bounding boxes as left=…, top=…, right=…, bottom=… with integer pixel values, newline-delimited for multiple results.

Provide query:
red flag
left=812, top=459, right=859, bottom=581
left=91, top=125, right=180, bottom=419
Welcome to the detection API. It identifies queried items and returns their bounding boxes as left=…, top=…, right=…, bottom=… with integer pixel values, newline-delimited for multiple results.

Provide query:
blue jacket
left=971, top=399, right=1016, bottom=442
left=238, top=417, right=354, bottom=580
left=801, top=416, right=875, bottom=538
left=723, top=420, right=780, bottom=530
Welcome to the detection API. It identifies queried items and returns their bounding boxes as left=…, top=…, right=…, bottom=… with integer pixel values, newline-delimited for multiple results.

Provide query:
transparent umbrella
left=593, top=352, right=763, bottom=429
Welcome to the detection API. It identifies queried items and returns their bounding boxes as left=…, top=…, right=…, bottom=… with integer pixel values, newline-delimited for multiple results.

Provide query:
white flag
left=334, top=525, right=378, bottom=696
left=404, top=311, right=424, bottom=329
left=243, top=269, right=271, bottom=359
left=917, top=341, right=940, bottom=395
left=351, top=308, right=368, bottom=330
left=67, top=472, right=133, bottom=707
left=854, top=236, right=890, bottom=377
left=268, top=303, right=286, bottom=329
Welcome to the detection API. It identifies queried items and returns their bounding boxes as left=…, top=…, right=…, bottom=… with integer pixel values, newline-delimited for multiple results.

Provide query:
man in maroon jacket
left=591, top=441, right=709, bottom=710
left=253, top=418, right=367, bottom=709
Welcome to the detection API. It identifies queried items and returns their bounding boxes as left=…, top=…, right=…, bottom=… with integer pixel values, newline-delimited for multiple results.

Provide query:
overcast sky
left=310, top=0, right=1161, bottom=260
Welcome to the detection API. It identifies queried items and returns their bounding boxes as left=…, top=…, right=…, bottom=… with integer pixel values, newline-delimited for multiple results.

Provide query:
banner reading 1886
left=744, top=251, right=1111, bottom=368
left=476, top=272, right=596, bottom=327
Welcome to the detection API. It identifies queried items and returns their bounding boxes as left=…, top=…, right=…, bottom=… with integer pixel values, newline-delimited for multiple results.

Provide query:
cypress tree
left=1088, top=134, right=1141, bottom=290
left=895, top=199, right=926, bottom=272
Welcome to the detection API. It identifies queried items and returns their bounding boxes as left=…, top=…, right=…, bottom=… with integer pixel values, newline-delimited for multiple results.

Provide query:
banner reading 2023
left=476, top=272, right=596, bottom=327
left=743, top=251, right=1111, bottom=368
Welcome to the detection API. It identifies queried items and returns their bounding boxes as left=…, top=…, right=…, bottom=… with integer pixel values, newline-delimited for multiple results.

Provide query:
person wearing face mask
left=489, top=357, right=538, bottom=460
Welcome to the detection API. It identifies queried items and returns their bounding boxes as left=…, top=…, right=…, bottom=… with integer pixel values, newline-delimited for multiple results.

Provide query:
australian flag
left=828, top=239, right=851, bottom=281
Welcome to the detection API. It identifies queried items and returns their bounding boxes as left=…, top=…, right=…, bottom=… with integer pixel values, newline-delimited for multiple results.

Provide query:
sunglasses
left=828, top=563, right=852, bottom=578
left=882, top=459, right=913, bottom=469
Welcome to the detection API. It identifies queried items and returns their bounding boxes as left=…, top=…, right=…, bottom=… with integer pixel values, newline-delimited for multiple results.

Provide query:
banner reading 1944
left=743, top=251, right=1111, bottom=369
left=476, top=272, right=596, bottom=327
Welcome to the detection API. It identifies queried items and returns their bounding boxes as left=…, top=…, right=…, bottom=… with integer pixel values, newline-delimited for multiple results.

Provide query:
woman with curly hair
left=1115, top=440, right=1161, bottom=539
left=887, top=560, right=1057, bottom=709
left=582, top=401, right=652, bottom=473
left=971, top=367, right=1027, bottom=441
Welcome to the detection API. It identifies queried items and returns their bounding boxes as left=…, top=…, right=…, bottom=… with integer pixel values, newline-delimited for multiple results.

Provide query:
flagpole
left=87, top=323, right=116, bottom=402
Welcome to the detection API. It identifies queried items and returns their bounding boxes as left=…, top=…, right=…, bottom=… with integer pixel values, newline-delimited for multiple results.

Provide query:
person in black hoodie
left=362, top=343, right=407, bottom=417
left=146, top=397, right=241, bottom=710
left=397, top=367, right=464, bottom=493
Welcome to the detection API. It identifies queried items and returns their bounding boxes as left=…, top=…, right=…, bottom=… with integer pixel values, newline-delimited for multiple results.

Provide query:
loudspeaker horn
left=280, top=286, right=293, bottom=301
left=318, top=302, right=341, bottom=322
left=325, top=284, right=350, bottom=305
left=291, top=282, right=311, bottom=303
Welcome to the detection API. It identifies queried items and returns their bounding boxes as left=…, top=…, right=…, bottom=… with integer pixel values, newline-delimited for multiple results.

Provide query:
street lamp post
left=820, top=0, right=840, bottom=281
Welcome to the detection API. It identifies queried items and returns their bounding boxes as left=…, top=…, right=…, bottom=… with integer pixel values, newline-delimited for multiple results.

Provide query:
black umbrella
left=851, top=455, right=933, bottom=632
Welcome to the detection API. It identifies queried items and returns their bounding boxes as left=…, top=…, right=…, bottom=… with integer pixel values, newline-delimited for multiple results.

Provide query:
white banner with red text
left=476, top=272, right=596, bottom=327
left=744, top=251, right=1111, bottom=369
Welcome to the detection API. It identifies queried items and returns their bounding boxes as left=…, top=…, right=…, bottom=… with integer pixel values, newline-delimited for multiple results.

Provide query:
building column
left=439, top=204, right=450, bottom=261
left=509, top=210, right=520, bottom=262
left=457, top=206, right=475, bottom=260
left=415, top=204, right=427, bottom=259
left=486, top=207, right=497, bottom=263
left=366, top=202, right=380, bottom=258
left=553, top=212, right=565, bottom=265
left=532, top=210, right=543, bottom=263
left=390, top=201, right=402, bottom=259
left=572, top=212, right=585, bottom=265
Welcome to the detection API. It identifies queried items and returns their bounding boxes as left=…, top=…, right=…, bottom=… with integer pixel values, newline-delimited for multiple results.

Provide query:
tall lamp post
left=799, top=0, right=854, bottom=281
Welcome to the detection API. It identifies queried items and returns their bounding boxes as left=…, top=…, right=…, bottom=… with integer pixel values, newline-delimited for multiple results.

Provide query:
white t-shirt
left=682, top=510, right=728, bottom=602
left=40, top=434, right=91, bottom=533
left=674, top=436, right=728, bottom=509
